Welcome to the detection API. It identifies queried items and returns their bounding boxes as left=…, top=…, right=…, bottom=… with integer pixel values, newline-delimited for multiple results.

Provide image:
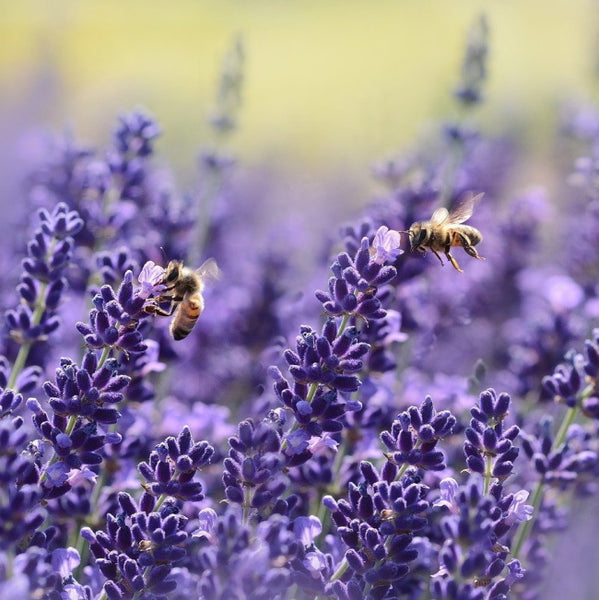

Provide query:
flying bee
left=405, top=192, right=485, bottom=273
left=145, top=258, right=220, bottom=340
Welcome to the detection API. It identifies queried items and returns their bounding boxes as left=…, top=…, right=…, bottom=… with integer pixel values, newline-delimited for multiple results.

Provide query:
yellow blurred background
left=1, top=0, right=598, bottom=200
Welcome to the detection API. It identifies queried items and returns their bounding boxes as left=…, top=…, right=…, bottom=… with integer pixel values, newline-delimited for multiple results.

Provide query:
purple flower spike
left=453, top=14, right=488, bottom=106
left=431, top=475, right=532, bottom=598
left=4, top=203, right=82, bottom=349
left=84, top=492, right=186, bottom=599
left=223, top=419, right=290, bottom=514
left=315, top=230, right=397, bottom=324
left=138, top=426, right=214, bottom=502
left=381, top=397, right=456, bottom=471
left=325, top=463, right=428, bottom=598
left=114, top=109, right=161, bottom=158
left=464, top=389, right=520, bottom=482
left=76, top=270, right=154, bottom=356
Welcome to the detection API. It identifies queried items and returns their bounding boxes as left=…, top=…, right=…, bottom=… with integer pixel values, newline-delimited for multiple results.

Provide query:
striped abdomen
left=170, top=292, right=204, bottom=340
left=450, top=225, right=483, bottom=247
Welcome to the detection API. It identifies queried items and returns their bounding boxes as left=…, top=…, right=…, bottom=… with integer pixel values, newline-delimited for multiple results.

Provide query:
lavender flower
left=75, top=270, right=153, bottom=356
left=380, top=397, right=457, bottom=472
left=138, top=426, right=214, bottom=502
left=453, top=14, right=489, bottom=106
left=19, top=261, right=164, bottom=505
left=463, top=389, right=520, bottom=483
left=208, top=35, right=245, bottom=135
left=315, top=235, right=397, bottom=323
left=519, top=416, right=598, bottom=486
left=82, top=492, right=187, bottom=599
left=324, top=463, right=428, bottom=599
left=2, top=203, right=83, bottom=381
left=281, top=321, right=369, bottom=393
left=223, top=419, right=290, bottom=514
left=107, top=109, right=161, bottom=205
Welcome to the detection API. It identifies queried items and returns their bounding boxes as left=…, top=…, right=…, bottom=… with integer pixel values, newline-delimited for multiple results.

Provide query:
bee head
left=164, top=261, right=182, bottom=285
left=407, top=223, right=428, bottom=249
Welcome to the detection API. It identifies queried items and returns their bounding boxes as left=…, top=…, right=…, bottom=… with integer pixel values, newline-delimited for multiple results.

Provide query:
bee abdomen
left=170, top=312, right=199, bottom=340
left=451, top=225, right=482, bottom=247
left=170, top=295, right=203, bottom=340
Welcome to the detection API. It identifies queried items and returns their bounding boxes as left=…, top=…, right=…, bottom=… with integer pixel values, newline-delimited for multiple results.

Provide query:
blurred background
left=2, top=7, right=599, bottom=597
left=1, top=0, right=598, bottom=216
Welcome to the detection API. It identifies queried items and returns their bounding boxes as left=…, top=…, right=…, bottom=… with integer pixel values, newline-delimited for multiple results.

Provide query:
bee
left=405, top=192, right=485, bottom=273
left=145, top=259, right=220, bottom=340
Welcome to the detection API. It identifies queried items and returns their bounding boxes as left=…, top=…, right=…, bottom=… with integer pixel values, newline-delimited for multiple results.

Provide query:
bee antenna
left=159, top=246, right=168, bottom=262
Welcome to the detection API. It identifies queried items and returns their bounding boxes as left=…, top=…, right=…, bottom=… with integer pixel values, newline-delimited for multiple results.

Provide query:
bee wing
left=448, top=192, right=484, bottom=224
left=430, top=207, right=450, bottom=225
left=196, top=258, right=221, bottom=282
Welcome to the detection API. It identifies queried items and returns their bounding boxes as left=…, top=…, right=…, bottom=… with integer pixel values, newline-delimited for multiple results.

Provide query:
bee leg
left=144, top=302, right=177, bottom=317
left=457, top=233, right=485, bottom=260
left=445, top=250, right=463, bottom=273
left=431, top=249, right=445, bottom=266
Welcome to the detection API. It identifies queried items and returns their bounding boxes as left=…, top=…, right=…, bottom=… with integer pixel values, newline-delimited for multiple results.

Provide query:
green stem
left=7, top=239, right=58, bottom=389
left=284, top=584, right=299, bottom=600
left=243, top=486, right=252, bottom=525
left=315, top=434, right=348, bottom=523
left=553, top=402, right=580, bottom=449
left=313, top=432, right=352, bottom=548
left=73, top=451, right=113, bottom=580
left=337, top=313, right=350, bottom=337
left=132, top=568, right=153, bottom=600
left=483, top=454, right=493, bottom=495
left=7, top=288, right=47, bottom=389
left=330, top=556, right=349, bottom=582
left=154, top=493, right=168, bottom=511
left=97, top=346, right=112, bottom=369
left=7, top=342, right=33, bottom=390
left=306, top=382, right=318, bottom=403
left=510, top=475, right=545, bottom=560
left=511, top=405, right=578, bottom=559
left=65, top=414, right=77, bottom=435
left=6, top=549, right=13, bottom=579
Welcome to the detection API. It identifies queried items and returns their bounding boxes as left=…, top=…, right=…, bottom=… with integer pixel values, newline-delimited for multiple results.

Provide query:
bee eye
left=414, top=230, right=427, bottom=245
left=165, top=267, right=179, bottom=283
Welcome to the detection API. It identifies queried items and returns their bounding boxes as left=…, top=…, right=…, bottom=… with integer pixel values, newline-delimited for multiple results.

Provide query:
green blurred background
left=1, top=0, right=598, bottom=202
